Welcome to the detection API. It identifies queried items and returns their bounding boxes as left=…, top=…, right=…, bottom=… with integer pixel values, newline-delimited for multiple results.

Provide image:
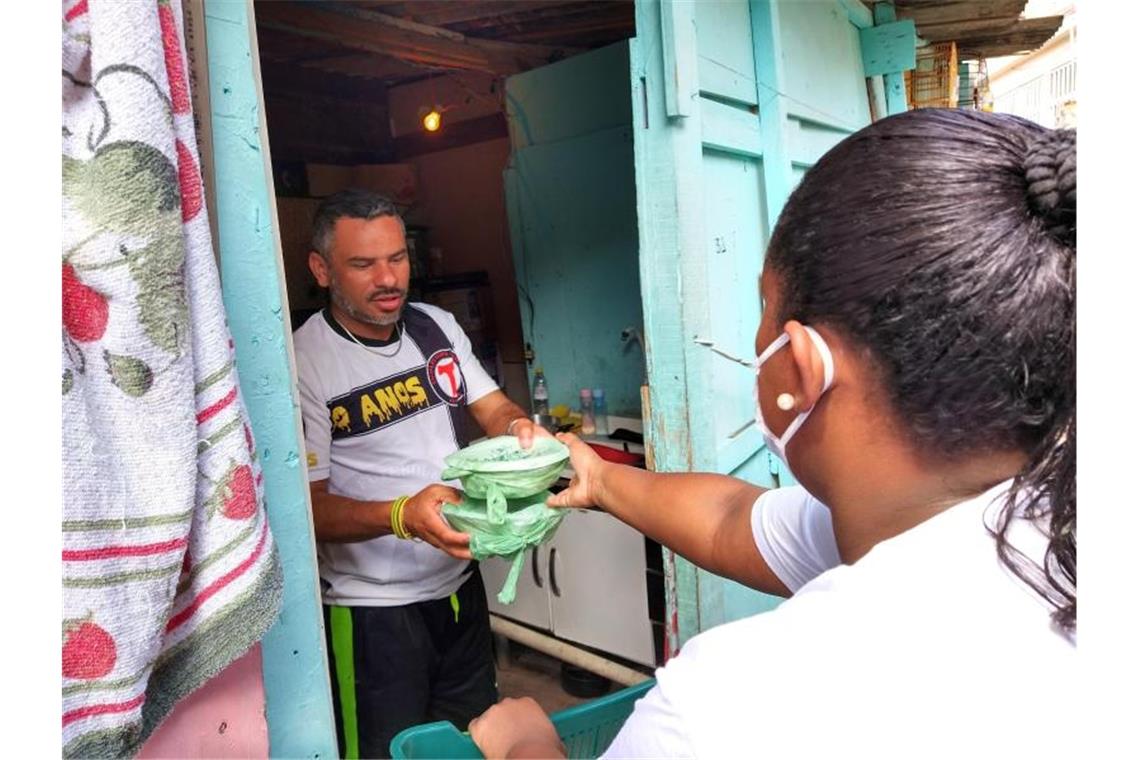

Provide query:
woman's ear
left=783, top=320, right=829, bottom=410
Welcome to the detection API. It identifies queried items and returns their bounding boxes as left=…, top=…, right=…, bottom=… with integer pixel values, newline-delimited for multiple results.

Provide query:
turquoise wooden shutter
left=631, top=0, right=875, bottom=651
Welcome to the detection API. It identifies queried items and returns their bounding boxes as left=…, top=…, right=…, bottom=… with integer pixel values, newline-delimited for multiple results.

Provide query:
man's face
left=309, top=215, right=410, bottom=331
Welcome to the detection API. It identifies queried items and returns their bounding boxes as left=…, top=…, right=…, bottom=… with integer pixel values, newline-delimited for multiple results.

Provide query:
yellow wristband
left=398, top=496, right=411, bottom=539
left=390, top=495, right=411, bottom=539
left=394, top=497, right=407, bottom=539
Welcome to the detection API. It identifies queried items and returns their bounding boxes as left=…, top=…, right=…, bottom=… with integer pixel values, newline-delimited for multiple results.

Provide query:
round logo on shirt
left=426, top=349, right=466, bottom=406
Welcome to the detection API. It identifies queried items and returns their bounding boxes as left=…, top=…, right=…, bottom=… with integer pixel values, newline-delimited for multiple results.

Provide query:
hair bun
left=1024, top=129, right=1076, bottom=246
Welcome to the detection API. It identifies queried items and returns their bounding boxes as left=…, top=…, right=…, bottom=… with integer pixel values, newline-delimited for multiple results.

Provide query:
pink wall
left=138, top=645, right=269, bottom=759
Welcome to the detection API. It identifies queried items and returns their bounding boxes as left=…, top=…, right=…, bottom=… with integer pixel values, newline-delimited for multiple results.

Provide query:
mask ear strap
left=777, top=409, right=811, bottom=449
left=803, top=326, right=835, bottom=394
left=755, top=333, right=790, bottom=367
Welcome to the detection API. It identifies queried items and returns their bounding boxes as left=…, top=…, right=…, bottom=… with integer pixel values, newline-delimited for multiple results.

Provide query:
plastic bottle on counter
left=579, top=388, right=596, bottom=435
left=532, top=368, right=550, bottom=416
left=592, top=388, right=608, bottom=436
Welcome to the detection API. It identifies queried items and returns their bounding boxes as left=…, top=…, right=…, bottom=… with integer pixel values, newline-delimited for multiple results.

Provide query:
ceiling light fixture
left=421, top=107, right=442, bottom=132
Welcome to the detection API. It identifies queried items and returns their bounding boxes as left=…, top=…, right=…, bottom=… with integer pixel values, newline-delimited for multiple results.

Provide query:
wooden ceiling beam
left=896, top=0, right=1026, bottom=27
left=915, top=17, right=1020, bottom=43
left=481, top=15, right=634, bottom=44
left=296, top=54, right=429, bottom=84
left=256, top=9, right=510, bottom=74
left=254, top=2, right=579, bottom=76
left=454, top=1, right=611, bottom=33
left=460, top=4, right=631, bottom=30
left=950, top=15, right=1063, bottom=46
left=404, top=1, right=584, bottom=28
left=254, top=24, right=345, bottom=61
left=319, top=2, right=582, bottom=59
left=955, top=16, right=1065, bottom=58
left=255, top=23, right=423, bottom=82
left=258, top=60, right=393, bottom=102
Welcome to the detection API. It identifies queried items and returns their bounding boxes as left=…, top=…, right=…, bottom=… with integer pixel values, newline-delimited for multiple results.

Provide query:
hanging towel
left=62, top=1, right=282, bottom=757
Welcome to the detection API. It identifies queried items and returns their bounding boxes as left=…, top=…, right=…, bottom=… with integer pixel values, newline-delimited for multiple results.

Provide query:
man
left=292, top=189, right=545, bottom=758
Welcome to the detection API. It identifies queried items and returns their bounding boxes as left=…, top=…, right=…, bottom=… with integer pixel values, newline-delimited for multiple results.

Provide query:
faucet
left=621, top=326, right=648, bottom=383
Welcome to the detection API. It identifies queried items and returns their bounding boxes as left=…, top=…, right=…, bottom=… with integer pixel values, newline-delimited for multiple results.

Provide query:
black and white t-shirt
left=293, top=303, right=498, bottom=606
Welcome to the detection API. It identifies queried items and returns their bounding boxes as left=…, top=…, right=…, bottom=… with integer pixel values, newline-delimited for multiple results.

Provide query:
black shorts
left=323, top=566, right=499, bottom=759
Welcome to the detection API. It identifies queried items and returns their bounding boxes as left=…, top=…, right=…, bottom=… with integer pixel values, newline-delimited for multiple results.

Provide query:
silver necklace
left=331, top=313, right=403, bottom=358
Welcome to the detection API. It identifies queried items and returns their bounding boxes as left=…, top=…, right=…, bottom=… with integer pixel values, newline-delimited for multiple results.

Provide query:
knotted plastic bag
left=441, top=436, right=569, bottom=524
left=440, top=436, right=570, bottom=603
left=442, top=491, right=566, bottom=604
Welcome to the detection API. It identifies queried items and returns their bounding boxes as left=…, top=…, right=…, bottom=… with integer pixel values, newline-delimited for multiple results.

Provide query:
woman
left=470, top=108, right=1075, bottom=758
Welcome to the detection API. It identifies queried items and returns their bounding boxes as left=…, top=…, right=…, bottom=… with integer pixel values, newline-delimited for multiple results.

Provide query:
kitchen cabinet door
left=548, top=510, right=655, bottom=667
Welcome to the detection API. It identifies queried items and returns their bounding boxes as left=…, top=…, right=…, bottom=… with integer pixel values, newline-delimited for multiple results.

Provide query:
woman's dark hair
left=767, top=108, right=1075, bottom=632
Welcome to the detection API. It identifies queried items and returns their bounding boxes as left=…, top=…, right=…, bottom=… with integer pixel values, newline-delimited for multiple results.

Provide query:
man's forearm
left=484, top=398, right=530, bottom=437
left=310, top=483, right=396, bottom=543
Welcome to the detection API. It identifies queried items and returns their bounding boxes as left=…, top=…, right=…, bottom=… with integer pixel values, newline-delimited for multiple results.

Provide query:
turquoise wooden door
left=630, top=0, right=875, bottom=652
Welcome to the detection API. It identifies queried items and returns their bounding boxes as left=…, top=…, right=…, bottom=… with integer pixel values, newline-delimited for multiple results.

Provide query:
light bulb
left=422, top=110, right=441, bottom=132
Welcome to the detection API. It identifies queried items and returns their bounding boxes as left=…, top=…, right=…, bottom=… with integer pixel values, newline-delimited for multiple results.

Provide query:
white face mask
left=753, top=326, right=835, bottom=468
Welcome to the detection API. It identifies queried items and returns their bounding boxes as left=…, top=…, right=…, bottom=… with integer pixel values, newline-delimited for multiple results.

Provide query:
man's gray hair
left=311, top=189, right=405, bottom=258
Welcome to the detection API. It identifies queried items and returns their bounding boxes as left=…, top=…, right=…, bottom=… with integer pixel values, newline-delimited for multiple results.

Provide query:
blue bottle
left=592, top=388, right=607, bottom=436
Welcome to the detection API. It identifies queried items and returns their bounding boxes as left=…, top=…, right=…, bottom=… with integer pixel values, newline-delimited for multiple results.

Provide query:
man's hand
left=509, top=417, right=555, bottom=450
left=546, top=433, right=608, bottom=510
left=469, top=390, right=549, bottom=450
left=469, top=697, right=566, bottom=760
left=401, top=484, right=472, bottom=560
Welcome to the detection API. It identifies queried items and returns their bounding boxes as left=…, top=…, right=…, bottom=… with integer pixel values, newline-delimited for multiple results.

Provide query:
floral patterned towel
left=62, top=1, right=282, bottom=756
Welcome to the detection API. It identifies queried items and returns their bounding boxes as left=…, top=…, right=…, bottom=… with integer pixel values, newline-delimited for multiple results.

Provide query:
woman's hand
left=469, top=698, right=566, bottom=760
left=546, top=433, right=608, bottom=510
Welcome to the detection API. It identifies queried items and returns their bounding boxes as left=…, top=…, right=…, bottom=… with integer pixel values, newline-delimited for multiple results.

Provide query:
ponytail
left=995, top=127, right=1077, bottom=633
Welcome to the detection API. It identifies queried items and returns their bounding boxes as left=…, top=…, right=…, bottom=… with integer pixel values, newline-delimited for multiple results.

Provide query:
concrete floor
left=494, top=643, right=614, bottom=714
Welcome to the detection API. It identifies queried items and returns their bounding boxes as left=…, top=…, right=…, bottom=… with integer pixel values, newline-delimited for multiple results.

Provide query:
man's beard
left=329, top=277, right=406, bottom=327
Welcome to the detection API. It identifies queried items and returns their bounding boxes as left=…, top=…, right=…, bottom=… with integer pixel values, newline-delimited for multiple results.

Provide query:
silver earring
left=777, top=393, right=796, bottom=411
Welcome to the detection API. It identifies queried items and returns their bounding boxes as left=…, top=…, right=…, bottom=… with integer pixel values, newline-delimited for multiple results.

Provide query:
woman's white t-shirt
left=603, top=482, right=1075, bottom=758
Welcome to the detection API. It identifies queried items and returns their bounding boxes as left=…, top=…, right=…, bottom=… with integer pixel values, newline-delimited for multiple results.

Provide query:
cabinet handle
left=549, top=548, right=561, bottom=597
left=531, top=547, right=543, bottom=588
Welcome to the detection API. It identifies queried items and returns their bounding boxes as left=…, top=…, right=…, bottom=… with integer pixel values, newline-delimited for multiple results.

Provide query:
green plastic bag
left=441, top=436, right=569, bottom=525
left=442, top=491, right=566, bottom=604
